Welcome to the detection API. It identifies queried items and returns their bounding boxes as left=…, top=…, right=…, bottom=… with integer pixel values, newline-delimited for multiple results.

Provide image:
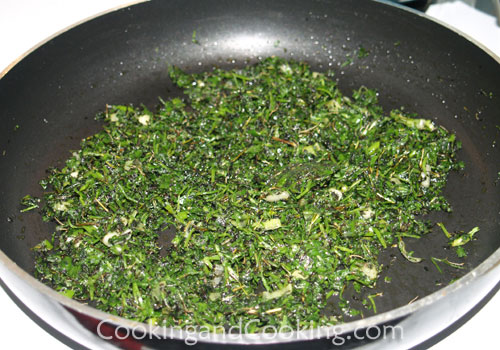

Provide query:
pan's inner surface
left=1, top=0, right=499, bottom=319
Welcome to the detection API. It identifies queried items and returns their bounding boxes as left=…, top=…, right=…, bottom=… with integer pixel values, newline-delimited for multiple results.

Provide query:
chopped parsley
left=28, top=57, right=468, bottom=330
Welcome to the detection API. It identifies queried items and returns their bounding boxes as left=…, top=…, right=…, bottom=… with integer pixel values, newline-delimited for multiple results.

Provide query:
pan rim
left=1, top=0, right=499, bottom=82
left=0, top=0, right=499, bottom=345
left=0, top=0, right=148, bottom=80
left=374, top=0, right=500, bottom=63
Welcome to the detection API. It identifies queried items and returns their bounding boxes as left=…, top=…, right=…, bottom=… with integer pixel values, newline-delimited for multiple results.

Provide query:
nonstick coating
left=0, top=0, right=499, bottom=321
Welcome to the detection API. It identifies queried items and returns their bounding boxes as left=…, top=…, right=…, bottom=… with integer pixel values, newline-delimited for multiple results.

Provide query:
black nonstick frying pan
left=0, top=0, right=499, bottom=349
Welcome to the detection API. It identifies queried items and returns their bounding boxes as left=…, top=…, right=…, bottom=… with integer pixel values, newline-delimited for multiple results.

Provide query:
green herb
left=398, top=239, right=423, bottom=263
left=435, top=223, right=478, bottom=256
left=27, top=57, right=466, bottom=330
left=341, top=56, right=353, bottom=67
left=20, top=194, right=39, bottom=212
left=456, top=246, right=467, bottom=258
left=437, top=222, right=451, bottom=239
left=431, top=257, right=464, bottom=273
left=357, top=46, right=369, bottom=59
left=191, top=30, right=199, bottom=45
left=451, top=227, right=480, bottom=247
left=366, top=292, right=382, bottom=313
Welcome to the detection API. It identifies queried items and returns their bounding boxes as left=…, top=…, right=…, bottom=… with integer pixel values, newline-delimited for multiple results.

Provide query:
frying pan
left=1, top=0, right=499, bottom=348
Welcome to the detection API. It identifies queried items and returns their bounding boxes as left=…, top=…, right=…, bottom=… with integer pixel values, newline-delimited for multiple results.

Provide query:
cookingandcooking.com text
left=96, top=319, right=404, bottom=345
